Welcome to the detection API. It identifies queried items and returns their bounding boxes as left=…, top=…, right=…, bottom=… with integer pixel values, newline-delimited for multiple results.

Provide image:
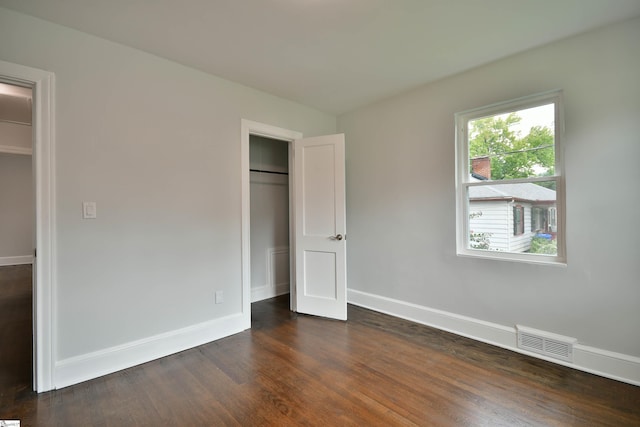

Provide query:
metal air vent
left=516, top=325, right=576, bottom=362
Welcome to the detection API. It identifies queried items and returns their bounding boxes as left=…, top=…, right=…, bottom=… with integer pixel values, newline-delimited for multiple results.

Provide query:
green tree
left=469, top=114, right=554, bottom=181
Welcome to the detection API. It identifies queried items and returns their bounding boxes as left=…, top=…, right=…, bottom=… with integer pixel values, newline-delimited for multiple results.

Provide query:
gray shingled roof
left=469, top=181, right=556, bottom=202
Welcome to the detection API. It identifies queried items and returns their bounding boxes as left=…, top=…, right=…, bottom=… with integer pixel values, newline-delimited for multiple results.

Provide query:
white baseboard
left=348, top=288, right=640, bottom=386
left=251, top=283, right=290, bottom=302
left=54, top=312, right=249, bottom=389
left=0, top=255, right=33, bottom=266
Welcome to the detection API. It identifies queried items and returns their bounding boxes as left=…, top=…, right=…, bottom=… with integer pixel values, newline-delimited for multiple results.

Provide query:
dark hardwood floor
left=0, top=265, right=33, bottom=401
left=1, top=265, right=639, bottom=426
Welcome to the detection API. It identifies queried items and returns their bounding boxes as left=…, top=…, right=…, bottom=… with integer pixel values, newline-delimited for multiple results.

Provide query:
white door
left=293, top=134, right=347, bottom=320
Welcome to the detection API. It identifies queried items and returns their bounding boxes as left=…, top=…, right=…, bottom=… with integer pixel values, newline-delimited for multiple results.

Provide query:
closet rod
left=249, top=169, right=288, bottom=175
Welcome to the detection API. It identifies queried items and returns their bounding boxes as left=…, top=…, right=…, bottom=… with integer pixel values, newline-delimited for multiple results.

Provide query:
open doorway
left=241, top=120, right=348, bottom=324
left=249, top=135, right=291, bottom=303
left=0, top=82, right=34, bottom=394
left=240, top=120, right=302, bottom=327
left=0, top=60, right=54, bottom=392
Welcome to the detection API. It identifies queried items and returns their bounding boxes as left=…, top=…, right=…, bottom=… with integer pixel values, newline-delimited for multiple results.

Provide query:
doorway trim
left=0, top=60, right=55, bottom=392
left=240, top=120, right=302, bottom=325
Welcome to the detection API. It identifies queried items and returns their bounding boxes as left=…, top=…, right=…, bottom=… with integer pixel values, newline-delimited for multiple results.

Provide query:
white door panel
left=304, top=251, right=337, bottom=299
left=301, top=143, right=336, bottom=236
left=294, top=134, right=347, bottom=320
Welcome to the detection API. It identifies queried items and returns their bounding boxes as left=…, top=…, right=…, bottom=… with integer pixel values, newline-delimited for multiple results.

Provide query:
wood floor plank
left=1, top=267, right=639, bottom=426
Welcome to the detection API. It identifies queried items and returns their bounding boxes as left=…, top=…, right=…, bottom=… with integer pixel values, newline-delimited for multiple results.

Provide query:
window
left=455, top=91, right=565, bottom=264
left=513, top=205, right=524, bottom=236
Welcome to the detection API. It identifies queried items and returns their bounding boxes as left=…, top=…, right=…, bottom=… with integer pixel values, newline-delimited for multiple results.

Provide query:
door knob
left=335, top=234, right=343, bottom=241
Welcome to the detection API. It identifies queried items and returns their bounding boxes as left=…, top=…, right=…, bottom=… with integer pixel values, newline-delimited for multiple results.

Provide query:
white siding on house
left=470, top=200, right=536, bottom=253
left=469, top=201, right=509, bottom=251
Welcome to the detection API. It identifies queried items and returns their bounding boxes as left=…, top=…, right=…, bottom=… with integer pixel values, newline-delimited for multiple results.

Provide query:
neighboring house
left=468, top=157, right=556, bottom=253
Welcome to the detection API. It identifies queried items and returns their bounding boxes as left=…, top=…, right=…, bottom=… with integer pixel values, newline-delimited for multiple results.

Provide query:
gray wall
left=339, top=17, right=640, bottom=358
left=2, top=4, right=638, bottom=387
left=0, top=121, right=32, bottom=151
left=0, top=152, right=32, bottom=258
left=0, top=110, right=32, bottom=261
left=0, top=7, right=335, bottom=361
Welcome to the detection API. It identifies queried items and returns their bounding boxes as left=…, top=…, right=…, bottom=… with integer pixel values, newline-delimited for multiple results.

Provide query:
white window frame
left=548, top=206, right=557, bottom=232
left=455, top=90, right=566, bottom=265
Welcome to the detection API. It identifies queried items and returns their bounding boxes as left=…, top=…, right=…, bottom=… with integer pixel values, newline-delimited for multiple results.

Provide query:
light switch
left=83, top=202, right=97, bottom=219
left=215, top=291, right=224, bottom=304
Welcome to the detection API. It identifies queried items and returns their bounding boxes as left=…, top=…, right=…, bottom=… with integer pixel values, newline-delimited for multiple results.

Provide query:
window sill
left=456, top=249, right=567, bottom=267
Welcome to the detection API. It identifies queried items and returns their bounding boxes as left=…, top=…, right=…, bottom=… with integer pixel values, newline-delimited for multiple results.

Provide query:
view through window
left=456, top=92, right=564, bottom=263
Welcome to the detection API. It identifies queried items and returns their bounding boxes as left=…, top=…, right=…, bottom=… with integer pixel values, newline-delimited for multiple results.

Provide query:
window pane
left=468, top=104, right=555, bottom=181
left=467, top=181, right=557, bottom=255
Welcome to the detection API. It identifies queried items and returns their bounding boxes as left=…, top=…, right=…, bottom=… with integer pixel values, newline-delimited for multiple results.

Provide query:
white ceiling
left=2, top=0, right=639, bottom=114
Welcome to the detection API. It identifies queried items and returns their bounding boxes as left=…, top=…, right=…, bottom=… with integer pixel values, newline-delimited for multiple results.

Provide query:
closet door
left=293, top=134, right=346, bottom=320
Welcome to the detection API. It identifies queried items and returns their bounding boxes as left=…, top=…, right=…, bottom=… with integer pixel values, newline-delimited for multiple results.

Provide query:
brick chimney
left=471, top=156, right=491, bottom=180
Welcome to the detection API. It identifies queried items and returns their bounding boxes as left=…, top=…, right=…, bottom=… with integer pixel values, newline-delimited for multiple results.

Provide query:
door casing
left=0, top=60, right=55, bottom=392
left=241, top=120, right=302, bottom=325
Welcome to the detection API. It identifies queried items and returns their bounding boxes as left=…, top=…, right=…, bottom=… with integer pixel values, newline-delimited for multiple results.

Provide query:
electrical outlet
left=215, top=290, right=224, bottom=304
